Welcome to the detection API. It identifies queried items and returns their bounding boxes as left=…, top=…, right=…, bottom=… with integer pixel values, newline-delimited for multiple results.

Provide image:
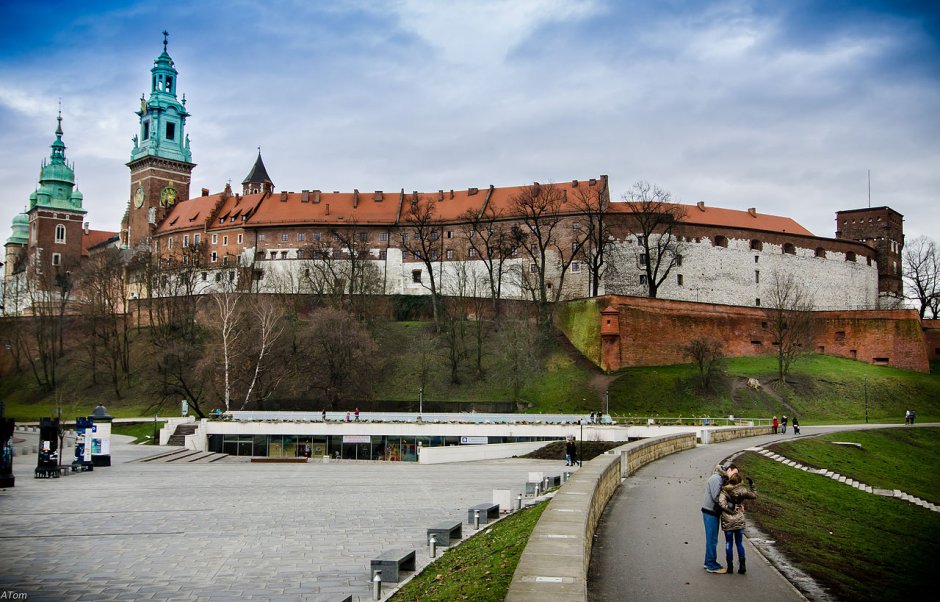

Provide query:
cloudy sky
left=1, top=0, right=938, bottom=243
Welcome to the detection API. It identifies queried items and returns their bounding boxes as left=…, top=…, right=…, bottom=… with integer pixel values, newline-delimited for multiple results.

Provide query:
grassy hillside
left=2, top=320, right=937, bottom=422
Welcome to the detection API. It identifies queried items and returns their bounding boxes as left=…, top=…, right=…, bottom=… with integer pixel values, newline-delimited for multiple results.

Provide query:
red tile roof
left=608, top=201, right=814, bottom=236
left=82, top=229, right=120, bottom=255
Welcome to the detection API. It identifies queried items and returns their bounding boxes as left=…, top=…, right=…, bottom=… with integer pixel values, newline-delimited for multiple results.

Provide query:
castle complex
left=4, top=36, right=928, bottom=369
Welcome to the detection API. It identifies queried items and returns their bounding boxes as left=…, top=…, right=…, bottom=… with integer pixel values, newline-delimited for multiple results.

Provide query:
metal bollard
left=474, top=509, right=481, bottom=530
left=517, top=494, right=523, bottom=511
left=373, top=570, right=382, bottom=600
left=429, top=533, right=438, bottom=558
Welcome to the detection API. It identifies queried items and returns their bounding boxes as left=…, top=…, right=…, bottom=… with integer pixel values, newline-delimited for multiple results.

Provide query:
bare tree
left=209, top=278, right=242, bottom=412
left=510, top=182, right=589, bottom=330
left=623, top=181, right=687, bottom=298
left=400, top=193, right=444, bottom=330
left=461, top=205, right=515, bottom=317
left=902, top=235, right=939, bottom=319
left=765, top=271, right=817, bottom=381
left=682, top=338, right=725, bottom=391
left=298, top=307, right=379, bottom=406
left=495, top=304, right=540, bottom=402
left=571, top=179, right=612, bottom=297
left=236, top=295, right=286, bottom=409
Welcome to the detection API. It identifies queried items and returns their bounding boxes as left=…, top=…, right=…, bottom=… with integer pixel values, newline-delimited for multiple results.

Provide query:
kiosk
left=73, top=417, right=95, bottom=472
left=90, top=404, right=113, bottom=467
left=35, top=417, right=61, bottom=478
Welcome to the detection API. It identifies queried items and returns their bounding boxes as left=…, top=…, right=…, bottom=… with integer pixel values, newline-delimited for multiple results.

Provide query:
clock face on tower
left=160, top=184, right=177, bottom=207
left=134, top=185, right=144, bottom=208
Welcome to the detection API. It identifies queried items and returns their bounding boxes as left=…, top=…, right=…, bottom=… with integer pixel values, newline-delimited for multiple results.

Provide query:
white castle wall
left=604, top=235, right=878, bottom=310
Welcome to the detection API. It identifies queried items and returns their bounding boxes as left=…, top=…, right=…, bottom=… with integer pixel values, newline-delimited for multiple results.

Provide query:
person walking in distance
left=702, top=463, right=737, bottom=573
left=792, top=416, right=800, bottom=435
left=355, top=407, right=360, bottom=421
left=718, top=472, right=757, bottom=574
left=781, top=415, right=788, bottom=434
left=772, top=416, right=778, bottom=434
left=565, top=438, right=576, bottom=467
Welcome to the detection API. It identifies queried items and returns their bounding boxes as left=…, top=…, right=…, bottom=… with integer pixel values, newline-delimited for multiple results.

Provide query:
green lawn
left=735, top=428, right=939, bottom=600
left=390, top=501, right=548, bottom=601
left=111, top=420, right=165, bottom=444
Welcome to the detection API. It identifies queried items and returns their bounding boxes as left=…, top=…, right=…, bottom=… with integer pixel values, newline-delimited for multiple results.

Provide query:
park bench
left=370, top=548, right=416, bottom=582
left=427, top=521, right=462, bottom=545
left=467, top=503, right=500, bottom=525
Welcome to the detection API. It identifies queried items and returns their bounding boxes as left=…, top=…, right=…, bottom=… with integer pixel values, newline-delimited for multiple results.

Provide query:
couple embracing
left=701, top=462, right=757, bottom=574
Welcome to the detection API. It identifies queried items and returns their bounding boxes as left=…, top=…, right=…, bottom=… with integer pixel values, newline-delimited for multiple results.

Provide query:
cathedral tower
left=127, top=32, right=194, bottom=249
left=835, top=206, right=904, bottom=303
left=25, top=112, right=87, bottom=277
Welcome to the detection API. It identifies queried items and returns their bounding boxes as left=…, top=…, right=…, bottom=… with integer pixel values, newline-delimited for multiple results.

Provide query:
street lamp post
left=864, top=376, right=869, bottom=424
left=419, top=386, right=424, bottom=416
left=579, top=418, right=583, bottom=467
left=605, top=389, right=609, bottom=418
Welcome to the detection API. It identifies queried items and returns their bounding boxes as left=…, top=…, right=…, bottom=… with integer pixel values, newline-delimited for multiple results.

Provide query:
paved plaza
left=0, top=435, right=563, bottom=601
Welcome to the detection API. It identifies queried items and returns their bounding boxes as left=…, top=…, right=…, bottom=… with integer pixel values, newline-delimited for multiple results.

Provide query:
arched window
left=55, top=224, right=66, bottom=244
left=782, top=243, right=796, bottom=255
left=750, top=239, right=763, bottom=251
left=815, top=247, right=826, bottom=258
left=845, top=251, right=857, bottom=262
left=713, top=235, right=728, bottom=248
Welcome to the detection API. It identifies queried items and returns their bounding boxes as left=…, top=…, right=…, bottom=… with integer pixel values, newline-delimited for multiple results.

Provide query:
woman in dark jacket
left=718, top=473, right=757, bottom=574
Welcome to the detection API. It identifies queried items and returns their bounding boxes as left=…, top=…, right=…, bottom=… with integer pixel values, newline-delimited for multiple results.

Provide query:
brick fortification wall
left=924, top=320, right=940, bottom=362
left=567, top=295, right=930, bottom=373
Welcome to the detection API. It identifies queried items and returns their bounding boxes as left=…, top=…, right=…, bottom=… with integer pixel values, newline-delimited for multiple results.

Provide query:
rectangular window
left=639, top=274, right=648, bottom=285
left=677, top=274, right=683, bottom=285
left=571, top=261, right=581, bottom=273
left=281, top=233, right=289, bottom=242
left=281, top=251, right=288, bottom=259
left=530, top=263, right=538, bottom=273
left=378, top=249, right=387, bottom=259
left=55, top=224, right=66, bottom=244
left=168, top=237, right=174, bottom=249
left=755, top=255, right=759, bottom=263
left=412, top=270, right=422, bottom=283
left=166, top=122, right=175, bottom=141
left=195, top=234, right=201, bottom=245
left=431, top=231, right=440, bottom=240
left=237, top=234, right=243, bottom=244
left=755, top=298, right=761, bottom=307
left=259, top=233, right=266, bottom=241
left=380, top=232, right=389, bottom=242
left=637, top=236, right=645, bottom=245
left=183, top=235, right=190, bottom=246
left=755, top=270, right=760, bottom=284
left=469, top=248, right=477, bottom=258
left=446, top=249, right=454, bottom=259
left=312, top=232, right=321, bottom=241
left=223, top=235, right=229, bottom=245
left=211, top=251, right=217, bottom=263
left=358, top=232, right=368, bottom=242
left=431, top=250, right=439, bottom=260
left=143, top=120, right=150, bottom=140
left=571, top=242, right=579, bottom=253
left=639, top=253, right=647, bottom=264
left=446, top=230, right=453, bottom=239
left=202, top=272, right=207, bottom=281
left=676, top=255, right=683, bottom=267
left=298, top=232, right=306, bottom=241
left=52, top=252, right=61, bottom=266
left=222, top=256, right=229, bottom=266
left=211, top=234, right=218, bottom=244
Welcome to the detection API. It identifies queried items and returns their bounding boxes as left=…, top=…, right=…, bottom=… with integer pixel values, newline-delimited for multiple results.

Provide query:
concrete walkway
left=587, top=424, right=918, bottom=602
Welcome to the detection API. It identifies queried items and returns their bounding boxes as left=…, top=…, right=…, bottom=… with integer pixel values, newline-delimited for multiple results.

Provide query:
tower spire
left=163, top=30, right=169, bottom=52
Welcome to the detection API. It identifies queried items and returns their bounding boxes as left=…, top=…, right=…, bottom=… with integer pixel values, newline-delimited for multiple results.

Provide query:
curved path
left=587, top=424, right=912, bottom=601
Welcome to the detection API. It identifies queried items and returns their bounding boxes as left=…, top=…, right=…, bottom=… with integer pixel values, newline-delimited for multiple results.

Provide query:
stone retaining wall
left=703, top=425, right=773, bottom=444
left=505, top=432, right=696, bottom=601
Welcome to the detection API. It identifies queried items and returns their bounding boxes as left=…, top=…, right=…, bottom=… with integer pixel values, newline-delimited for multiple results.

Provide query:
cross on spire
left=162, top=30, right=169, bottom=52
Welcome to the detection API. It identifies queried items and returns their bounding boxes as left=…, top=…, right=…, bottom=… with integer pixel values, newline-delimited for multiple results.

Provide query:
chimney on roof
left=748, top=208, right=757, bottom=217
left=412, top=191, right=419, bottom=204
left=533, top=182, right=541, bottom=196
left=235, top=193, right=241, bottom=203
left=353, top=189, right=359, bottom=208
left=572, top=180, right=579, bottom=187
left=589, top=178, right=596, bottom=186
left=374, top=190, right=383, bottom=202
left=450, top=189, right=454, bottom=199
left=223, top=182, right=232, bottom=199
left=312, top=190, right=321, bottom=204
left=280, top=191, right=288, bottom=202
left=438, top=190, right=444, bottom=201
left=301, top=190, right=309, bottom=203
left=468, top=187, right=478, bottom=196
left=83, top=222, right=89, bottom=235
left=697, top=201, right=706, bottom=212
left=201, top=188, right=209, bottom=196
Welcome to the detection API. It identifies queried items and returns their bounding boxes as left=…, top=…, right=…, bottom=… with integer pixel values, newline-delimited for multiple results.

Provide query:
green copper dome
left=129, top=32, right=192, bottom=165
left=6, top=211, right=28, bottom=246
left=28, top=113, right=86, bottom=215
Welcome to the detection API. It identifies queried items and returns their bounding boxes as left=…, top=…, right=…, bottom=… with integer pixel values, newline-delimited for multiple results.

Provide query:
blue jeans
left=725, top=529, right=745, bottom=563
left=702, top=511, right=721, bottom=569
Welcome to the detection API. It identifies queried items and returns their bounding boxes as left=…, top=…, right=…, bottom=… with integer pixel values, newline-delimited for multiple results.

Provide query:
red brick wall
left=595, top=295, right=929, bottom=373
left=924, top=320, right=940, bottom=362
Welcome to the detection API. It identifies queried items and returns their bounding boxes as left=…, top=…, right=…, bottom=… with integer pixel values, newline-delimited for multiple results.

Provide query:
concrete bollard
left=474, top=509, right=481, bottom=530
left=429, top=533, right=438, bottom=558
left=372, top=570, right=382, bottom=601
left=517, top=494, right=523, bottom=511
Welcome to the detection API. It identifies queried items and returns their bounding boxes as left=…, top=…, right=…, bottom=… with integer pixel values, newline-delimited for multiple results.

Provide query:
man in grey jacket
left=701, top=463, right=737, bottom=573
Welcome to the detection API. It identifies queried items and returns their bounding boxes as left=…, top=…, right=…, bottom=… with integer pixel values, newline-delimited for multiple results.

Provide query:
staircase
left=167, top=423, right=198, bottom=446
